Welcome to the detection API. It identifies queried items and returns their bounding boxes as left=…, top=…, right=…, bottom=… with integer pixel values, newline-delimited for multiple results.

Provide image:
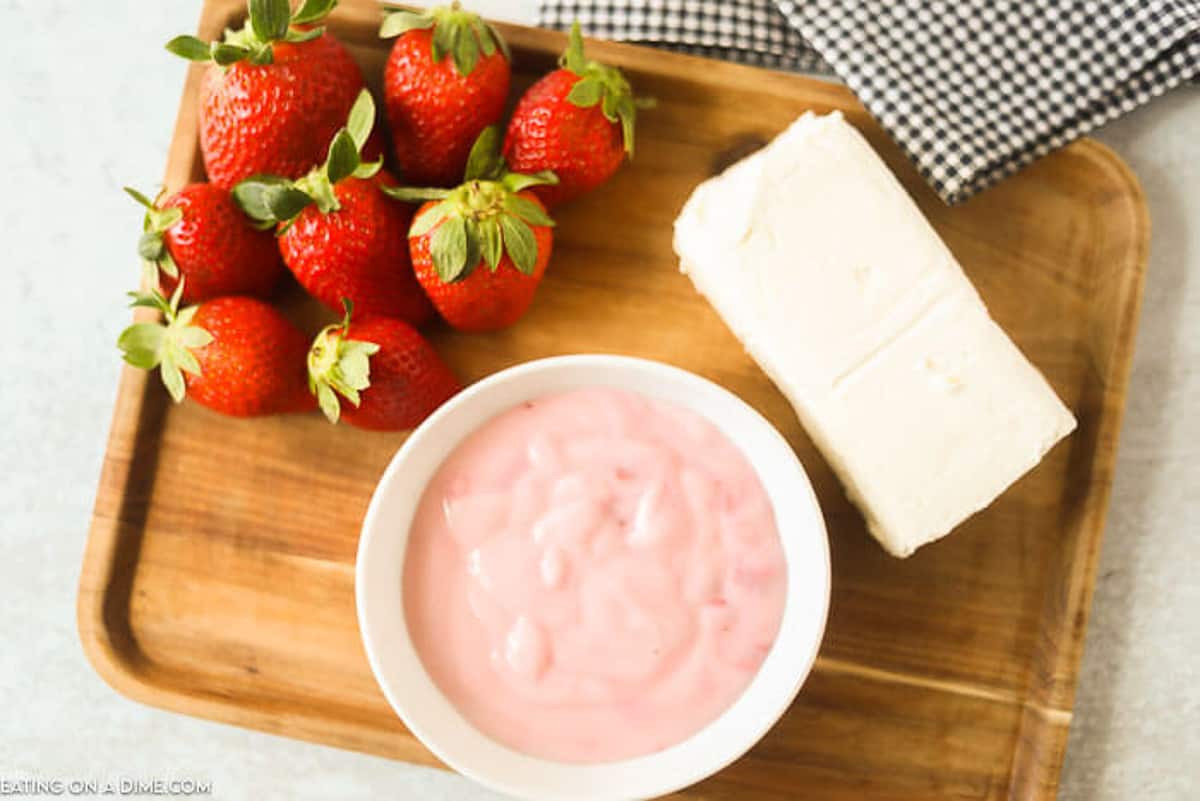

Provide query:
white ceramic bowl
left=357, top=355, right=830, bottom=801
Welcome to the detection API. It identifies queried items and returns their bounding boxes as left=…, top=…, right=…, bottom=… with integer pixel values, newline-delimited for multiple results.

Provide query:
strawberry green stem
left=559, top=21, right=644, bottom=156
left=389, top=178, right=555, bottom=281
left=382, top=125, right=558, bottom=281
left=379, top=2, right=510, bottom=74
left=233, top=89, right=381, bottom=227
left=166, top=0, right=337, bottom=67
left=117, top=283, right=212, bottom=403
left=125, top=186, right=182, bottom=287
left=307, top=300, right=381, bottom=423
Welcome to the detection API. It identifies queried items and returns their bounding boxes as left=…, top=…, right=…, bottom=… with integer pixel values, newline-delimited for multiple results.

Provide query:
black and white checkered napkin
left=538, top=1, right=1200, bottom=204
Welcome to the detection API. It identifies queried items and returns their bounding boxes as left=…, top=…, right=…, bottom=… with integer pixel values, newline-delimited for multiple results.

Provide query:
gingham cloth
left=538, top=0, right=1200, bottom=204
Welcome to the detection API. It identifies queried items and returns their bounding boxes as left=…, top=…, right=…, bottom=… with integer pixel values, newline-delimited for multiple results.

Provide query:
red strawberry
left=307, top=303, right=460, bottom=430
left=380, top=3, right=511, bottom=186
left=117, top=286, right=313, bottom=417
left=125, top=184, right=283, bottom=304
left=408, top=201, right=553, bottom=331
left=276, top=171, right=432, bottom=323
left=503, top=22, right=647, bottom=207
left=234, top=91, right=433, bottom=326
left=167, top=0, right=378, bottom=188
left=389, top=128, right=556, bottom=332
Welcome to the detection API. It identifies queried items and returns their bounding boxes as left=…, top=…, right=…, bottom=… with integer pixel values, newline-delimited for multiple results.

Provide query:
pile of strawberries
left=119, top=0, right=645, bottom=431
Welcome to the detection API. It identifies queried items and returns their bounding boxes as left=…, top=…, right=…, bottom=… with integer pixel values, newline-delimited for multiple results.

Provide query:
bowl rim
left=356, top=354, right=831, bottom=801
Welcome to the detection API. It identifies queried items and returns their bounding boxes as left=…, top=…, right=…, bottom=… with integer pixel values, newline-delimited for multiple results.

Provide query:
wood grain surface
left=78, top=1, right=1150, bottom=798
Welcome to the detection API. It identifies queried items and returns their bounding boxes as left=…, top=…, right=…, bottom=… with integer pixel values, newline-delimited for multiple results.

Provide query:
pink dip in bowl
left=403, top=387, right=787, bottom=763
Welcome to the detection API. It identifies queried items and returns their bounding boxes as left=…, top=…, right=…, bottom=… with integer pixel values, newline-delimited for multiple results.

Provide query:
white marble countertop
left=1, top=1, right=1195, bottom=798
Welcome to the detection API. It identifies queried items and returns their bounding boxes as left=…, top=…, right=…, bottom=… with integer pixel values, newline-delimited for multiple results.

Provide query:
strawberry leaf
left=160, top=357, right=186, bottom=403
left=158, top=250, right=180, bottom=279
left=233, top=178, right=283, bottom=223
left=479, top=218, right=502, bottom=270
left=212, top=43, right=252, bottom=66
left=168, top=0, right=336, bottom=69
left=553, top=19, right=643, bottom=156
left=177, top=325, right=213, bottom=349
left=165, top=35, right=213, bottom=62
left=282, top=89, right=373, bottom=216
left=617, top=95, right=637, bottom=156
left=462, top=220, right=482, bottom=275
left=408, top=199, right=451, bottom=237
left=431, top=216, right=469, bottom=282
left=415, top=5, right=496, bottom=76
left=270, top=184, right=318, bottom=219
left=325, top=130, right=360, bottom=184
left=463, top=126, right=503, bottom=182
left=353, top=158, right=383, bottom=179
left=234, top=176, right=310, bottom=224
left=499, top=215, right=537, bottom=275
left=138, top=231, right=166, bottom=261
left=248, top=45, right=274, bottom=66
left=431, top=21, right=452, bottom=63
left=283, top=26, right=324, bottom=43
left=505, top=193, right=554, bottom=227
left=118, top=286, right=210, bottom=404
left=345, top=89, right=375, bottom=150
left=501, top=170, right=558, bottom=193
left=472, top=19, right=495, bottom=57
left=127, top=290, right=171, bottom=314
left=561, top=21, right=587, bottom=74
left=123, top=186, right=158, bottom=210
left=140, top=259, right=160, bottom=289
left=291, top=0, right=337, bottom=26
left=600, top=89, right=619, bottom=122
left=316, top=382, right=341, bottom=422
left=249, top=0, right=291, bottom=43
left=156, top=206, right=183, bottom=230
left=172, top=340, right=203, bottom=376
left=306, top=307, right=381, bottom=424
left=485, top=22, right=511, bottom=61
left=383, top=185, right=451, bottom=204
left=337, top=343, right=375, bottom=390
left=174, top=304, right=198, bottom=327
left=379, top=9, right=435, bottom=39
left=117, top=324, right=166, bottom=369
left=567, top=77, right=603, bottom=108
left=168, top=279, right=185, bottom=314
left=452, top=24, right=479, bottom=75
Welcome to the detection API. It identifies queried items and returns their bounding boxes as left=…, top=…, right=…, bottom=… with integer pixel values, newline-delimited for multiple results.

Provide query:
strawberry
left=117, top=286, right=313, bottom=417
left=307, top=302, right=460, bottom=430
left=503, top=22, right=648, bottom=207
left=386, top=128, right=556, bottom=332
left=125, top=184, right=283, bottom=304
left=379, top=3, right=511, bottom=186
left=167, top=0, right=378, bottom=188
left=234, top=91, right=434, bottom=326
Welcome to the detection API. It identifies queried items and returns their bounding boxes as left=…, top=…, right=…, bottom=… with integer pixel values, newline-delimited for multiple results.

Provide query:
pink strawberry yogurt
left=402, top=387, right=787, bottom=763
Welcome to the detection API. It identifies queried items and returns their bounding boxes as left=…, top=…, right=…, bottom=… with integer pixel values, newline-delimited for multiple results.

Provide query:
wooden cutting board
left=79, top=1, right=1149, bottom=798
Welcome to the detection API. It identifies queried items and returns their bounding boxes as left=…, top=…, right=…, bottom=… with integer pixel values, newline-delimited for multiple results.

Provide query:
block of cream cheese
left=673, top=111, right=1076, bottom=557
